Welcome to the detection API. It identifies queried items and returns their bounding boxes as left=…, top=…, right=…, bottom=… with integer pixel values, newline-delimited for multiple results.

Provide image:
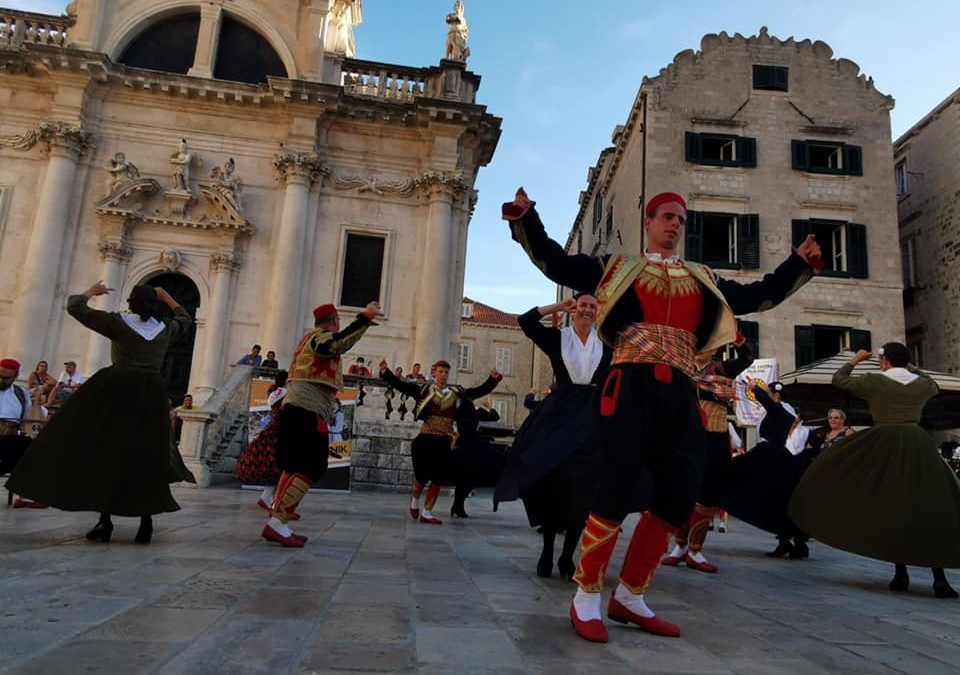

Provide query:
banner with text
left=735, top=358, right=778, bottom=427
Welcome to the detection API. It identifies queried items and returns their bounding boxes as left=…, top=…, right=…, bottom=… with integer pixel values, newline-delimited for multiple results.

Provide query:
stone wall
left=349, top=418, right=419, bottom=493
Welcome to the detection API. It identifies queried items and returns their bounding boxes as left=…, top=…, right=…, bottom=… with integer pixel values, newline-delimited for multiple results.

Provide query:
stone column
left=83, top=240, right=132, bottom=374
left=413, top=177, right=459, bottom=368
left=6, top=123, right=90, bottom=371
left=187, top=4, right=224, bottom=79
left=194, top=252, right=241, bottom=397
left=262, top=151, right=318, bottom=364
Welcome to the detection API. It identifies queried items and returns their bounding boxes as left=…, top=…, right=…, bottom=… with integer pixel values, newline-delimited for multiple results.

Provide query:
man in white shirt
left=0, top=358, right=44, bottom=507
left=47, top=360, right=85, bottom=407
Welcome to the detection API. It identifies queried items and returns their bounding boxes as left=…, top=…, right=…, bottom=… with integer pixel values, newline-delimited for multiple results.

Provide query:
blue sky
left=10, top=1, right=960, bottom=312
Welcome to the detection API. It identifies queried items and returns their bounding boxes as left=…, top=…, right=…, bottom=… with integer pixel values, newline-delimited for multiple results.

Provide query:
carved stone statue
left=444, top=1, right=470, bottom=62
left=169, top=138, right=195, bottom=192
left=158, top=248, right=182, bottom=272
left=330, top=0, right=363, bottom=57
left=105, top=151, right=140, bottom=193
left=210, top=157, right=243, bottom=215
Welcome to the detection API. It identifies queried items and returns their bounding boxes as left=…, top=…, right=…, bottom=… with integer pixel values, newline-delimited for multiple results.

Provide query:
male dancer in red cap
left=0, top=358, right=33, bottom=482
left=380, top=359, right=501, bottom=524
left=503, top=188, right=822, bottom=642
left=262, top=300, right=380, bottom=547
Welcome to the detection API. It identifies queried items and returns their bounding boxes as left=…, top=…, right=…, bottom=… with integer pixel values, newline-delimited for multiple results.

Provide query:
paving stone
left=83, top=606, right=225, bottom=643
left=295, top=641, right=415, bottom=672
left=2, top=639, right=181, bottom=675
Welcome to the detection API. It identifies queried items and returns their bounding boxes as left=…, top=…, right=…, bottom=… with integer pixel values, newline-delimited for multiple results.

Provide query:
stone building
left=0, top=0, right=501, bottom=405
left=894, top=89, right=960, bottom=373
left=563, top=28, right=903, bottom=371
left=458, top=297, right=537, bottom=428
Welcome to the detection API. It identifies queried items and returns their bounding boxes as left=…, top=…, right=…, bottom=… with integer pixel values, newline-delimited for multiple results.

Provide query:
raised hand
left=501, top=187, right=536, bottom=221
left=795, top=235, right=824, bottom=272
left=850, top=349, right=872, bottom=365
left=83, top=280, right=112, bottom=298
left=154, top=287, right=180, bottom=309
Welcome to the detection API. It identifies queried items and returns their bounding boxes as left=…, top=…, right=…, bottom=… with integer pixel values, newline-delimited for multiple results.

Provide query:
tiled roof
left=462, top=297, right=519, bottom=328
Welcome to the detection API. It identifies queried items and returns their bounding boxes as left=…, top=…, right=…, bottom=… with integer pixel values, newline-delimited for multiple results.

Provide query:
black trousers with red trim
left=590, top=363, right=706, bottom=529
left=275, top=404, right=329, bottom=482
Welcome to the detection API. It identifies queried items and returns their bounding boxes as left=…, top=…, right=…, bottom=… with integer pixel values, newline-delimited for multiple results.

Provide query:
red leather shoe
left=685, top=554, right=718, bottom=573
left=419, top=514, right=442, bottom=525
left=607, top=597, right=681, bottom=637
left=409, top=508, right=420, bottom=520
left=569, top=604, right=608, bottom=643
left=261, top=524, right=305, bottom=548
left=661, top=554, right=685, bottom=567
left=13, top=498, right=48, bottom=509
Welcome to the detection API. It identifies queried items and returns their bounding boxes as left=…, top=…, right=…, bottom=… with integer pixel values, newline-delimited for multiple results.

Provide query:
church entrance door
left=143, top=272, right=200, bottom=405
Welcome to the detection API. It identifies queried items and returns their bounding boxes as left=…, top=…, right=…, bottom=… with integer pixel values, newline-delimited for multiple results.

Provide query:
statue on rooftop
left=330, top=0, right=363, bottom=58
left=105, top=151, right=140, bottom=193
left=445, top=1, right=470, bottom=63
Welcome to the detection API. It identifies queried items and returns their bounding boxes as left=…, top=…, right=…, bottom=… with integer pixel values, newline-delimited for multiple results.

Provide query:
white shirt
left=881, top=367, right=919, bottom=385
left=560, top=325, right=604, bottom=385
left=0, top=385, right=30, bottom=421
left=57, top=370, right=85, bottom=386
left=122, top=314, right=165, bottom=341
left=644, top=250, right=681, bottom=265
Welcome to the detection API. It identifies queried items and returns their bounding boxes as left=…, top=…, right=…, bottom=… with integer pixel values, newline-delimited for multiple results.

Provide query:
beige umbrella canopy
left=778, top=351, right=960, bottom=430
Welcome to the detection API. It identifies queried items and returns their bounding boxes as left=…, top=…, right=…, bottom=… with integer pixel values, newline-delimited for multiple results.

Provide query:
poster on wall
left=246, top=379, right=357, bottom=491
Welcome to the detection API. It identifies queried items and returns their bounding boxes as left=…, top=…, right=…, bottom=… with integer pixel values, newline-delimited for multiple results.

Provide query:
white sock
left=410, top=494, right=421, bottom=510
left=688, top=551, right=709, bottom=564
left=421, top=509, right=434, bottom=520
left=261, top=486, right=275, bottom=503
left=267, top=517, right=293, bottom=537
left=614, top=583, right=655, bottom=618
left=718, top=522, right=726, bottom=532
left=572, top=588, right=602, bottom=621
left=668, top=544, right=687, bottom=559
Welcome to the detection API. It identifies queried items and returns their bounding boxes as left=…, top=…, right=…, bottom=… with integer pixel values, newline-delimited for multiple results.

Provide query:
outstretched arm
left=831, top=351, right=873, bottom=397
left=316, top=302, right=380, bottom=356
left=379, top=363, right=423, bottom=398
left=717, top=236, right=821, bottom=315
left=66, top=281, right=123, bottom=340
left=518, top=302, right=568, bottom=354
left=504, top=189, right=605, bottom=293
left=462, top=370, right=503, bottom=399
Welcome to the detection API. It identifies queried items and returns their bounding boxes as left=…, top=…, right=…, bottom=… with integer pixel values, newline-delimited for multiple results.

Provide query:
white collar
left=560, top=325, right=604, bottom=385
left=644, top=250, right=681, bottom=265
left=122, top=314, right=165, bottom=341
left=881, top=367, right=919, bottom=385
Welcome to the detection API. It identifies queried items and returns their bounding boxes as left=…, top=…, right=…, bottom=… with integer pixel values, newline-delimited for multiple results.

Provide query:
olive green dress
left=789, top=362, right=960, bottom=567
left=7, top=295, right=194, bottom=516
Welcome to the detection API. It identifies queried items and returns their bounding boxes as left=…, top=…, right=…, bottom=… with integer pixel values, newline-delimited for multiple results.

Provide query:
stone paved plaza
left=1, top=487, right=958, bottom=675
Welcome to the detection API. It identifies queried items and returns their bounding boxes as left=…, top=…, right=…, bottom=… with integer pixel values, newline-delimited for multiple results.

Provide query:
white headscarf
left=122, top=314, right=165, bottom=341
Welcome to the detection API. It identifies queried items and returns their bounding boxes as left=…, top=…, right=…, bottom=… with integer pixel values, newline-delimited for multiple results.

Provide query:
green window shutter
left=791, top=140, right=809, bottom=171
left=740, top=320, right=760, bottom=357
left=850, top=329, right=872, bottom=352
left=795, top=325, right=816, bottom=368
left=792, top=219, right=814, bottom=248
left=846, top=223, right=869, bottom=278
left=844, top=144, right=863, bottom=176
left=685, top=211, right=703, bottom=262
left=738, top=214, right=760, bottom=269
left=737, top=137, right=757, bottom=168
left=685, top=132, right=701, bottom=163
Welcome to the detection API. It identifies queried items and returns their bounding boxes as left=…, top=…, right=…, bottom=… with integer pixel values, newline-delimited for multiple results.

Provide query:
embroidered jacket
left=288, top=315, right=374, bottom=392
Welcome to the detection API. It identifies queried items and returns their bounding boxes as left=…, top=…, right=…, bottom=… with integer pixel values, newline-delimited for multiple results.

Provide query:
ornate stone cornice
left=273, top=150, right=321, bottom=184
left=0, top=120, right=93, bottom=157
left=210, top=252, right=242, bottom=274
left=415, top=170, right=469, bottom=198
left=97, top=240, right=131, bottom=263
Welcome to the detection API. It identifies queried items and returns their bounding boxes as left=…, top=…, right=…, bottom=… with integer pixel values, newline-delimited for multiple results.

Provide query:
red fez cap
left=0, top=358, right=21, bottom=371
left=432, top=360, right=451, bottom=370
left=645, top=192, right=687, bottom=218
left=313, top=304, right=337, bottom=323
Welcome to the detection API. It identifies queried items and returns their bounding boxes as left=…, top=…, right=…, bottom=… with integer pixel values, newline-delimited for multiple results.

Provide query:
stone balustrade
left=341, top=58, right=428, bottom=102
left=0, top=10, right=71, bottom=49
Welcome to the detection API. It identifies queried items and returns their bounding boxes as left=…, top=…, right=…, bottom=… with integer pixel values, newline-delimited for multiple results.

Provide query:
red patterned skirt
left=234, top=418, right=281, bottom=484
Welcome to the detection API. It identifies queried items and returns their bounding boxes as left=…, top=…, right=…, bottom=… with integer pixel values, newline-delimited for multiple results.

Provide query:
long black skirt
left=699, top=430, right=733, bottom=508
left=6, top=366, right=181, bottom=516
left=720, top=440, right=810, bottom=535
left=450, top=435, right=507, bottom=489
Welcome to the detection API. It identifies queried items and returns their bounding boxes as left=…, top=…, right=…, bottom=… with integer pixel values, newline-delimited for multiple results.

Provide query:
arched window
left=214, top=17, right=288, bottom=85
left=118, top=13, right=201, bottom=75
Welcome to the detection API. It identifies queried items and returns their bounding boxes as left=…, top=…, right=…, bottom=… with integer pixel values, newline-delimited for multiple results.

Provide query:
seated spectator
left=46, top=360, right=84, bottom=407
left=407, top=362, right=426, bottom=382
left=347, top=356, right=371, bottom=377
left=237, top=344, right=263, bottom=367
left=394, top=366, right=404, bottom=379
left=260, top=350, right=279, bottom=370
left=329, top=400, right=346, bottom=443
left=27, top=360, right=56, bottom=399
left=172, top=394, right=194, bottom=444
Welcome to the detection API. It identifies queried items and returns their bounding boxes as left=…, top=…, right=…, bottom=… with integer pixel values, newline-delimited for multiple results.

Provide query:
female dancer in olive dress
left=790, top=344, right=960, bottom=598
left=8, top=281, right=194, bottom=543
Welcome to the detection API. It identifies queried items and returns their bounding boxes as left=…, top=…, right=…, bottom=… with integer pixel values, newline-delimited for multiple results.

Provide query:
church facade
left=0, top=0, right=501, bottom=402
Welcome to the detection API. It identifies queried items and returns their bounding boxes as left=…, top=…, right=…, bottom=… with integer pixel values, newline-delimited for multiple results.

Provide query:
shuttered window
left=791, top=140, right=863, bottom=176
left=340, top=234, right=385, bottom=308
left=686, top=212, right=760, bottom=270
left=685, top=132, right=757, bottom=168
left=792, top=220, right=868, bottom=279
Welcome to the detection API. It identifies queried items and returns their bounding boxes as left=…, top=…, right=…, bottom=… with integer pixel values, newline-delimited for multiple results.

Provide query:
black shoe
left=450, top=505, right=469, bottom=518
left=536, top=549, right=553, bottom=578
left=788, top=541, right=809, bottom=559
left=766, top=541, right=794, bottom=558
left=889, top=573, right=910, bottom=592
left=557, top=556, right=576, bottom=582
left=85, top=521, right=113, bottom=543
left=933, top=579, right=959, bottom=599
left=135, top=516, right=153, bottom=544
